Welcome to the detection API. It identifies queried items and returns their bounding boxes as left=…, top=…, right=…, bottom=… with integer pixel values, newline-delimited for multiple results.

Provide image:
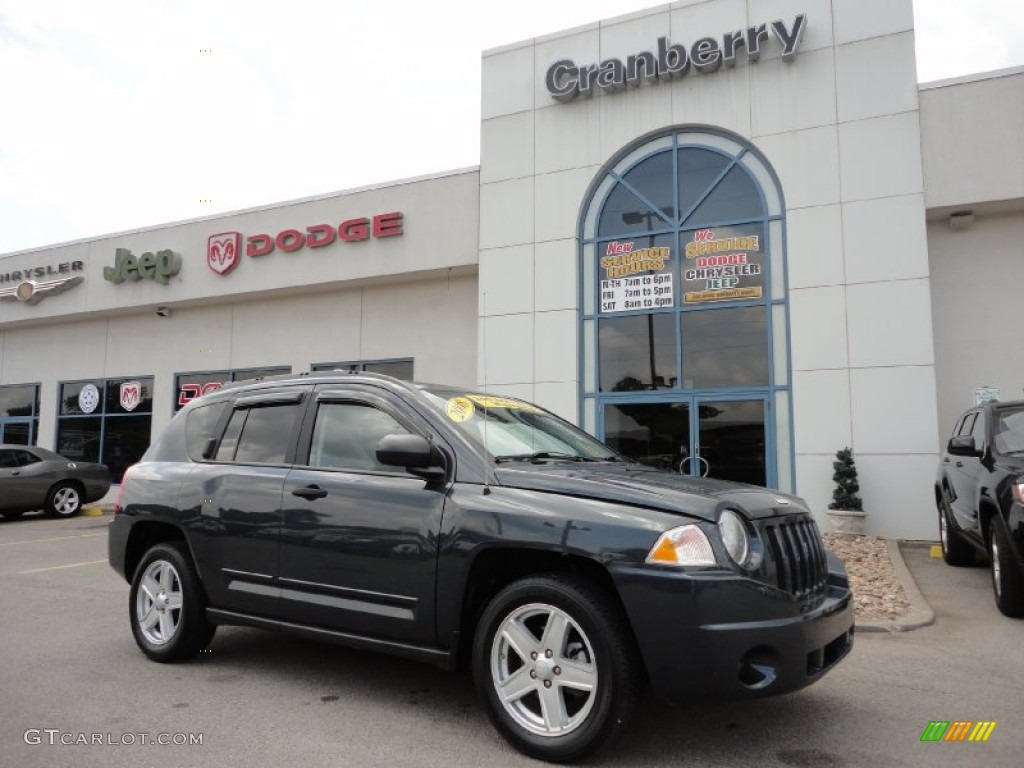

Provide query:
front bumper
left=612, top=564, right=854, bottom=703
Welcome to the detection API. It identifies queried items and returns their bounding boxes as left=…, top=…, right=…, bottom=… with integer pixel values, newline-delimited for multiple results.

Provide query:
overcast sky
left=1, top=0, right=1021, bottom=255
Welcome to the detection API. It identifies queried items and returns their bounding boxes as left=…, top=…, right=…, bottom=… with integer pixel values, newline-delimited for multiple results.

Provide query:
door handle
left=292, top=485, right=328, bottom=501
left=955, top=461, right=963, bottom=468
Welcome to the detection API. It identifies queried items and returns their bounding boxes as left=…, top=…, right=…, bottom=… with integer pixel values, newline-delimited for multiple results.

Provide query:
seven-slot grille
left=761, top=516, right=829, bottom=601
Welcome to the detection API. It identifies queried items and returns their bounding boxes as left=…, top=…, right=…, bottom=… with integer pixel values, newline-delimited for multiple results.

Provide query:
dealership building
left=1, top=0, right=1021, bottom=539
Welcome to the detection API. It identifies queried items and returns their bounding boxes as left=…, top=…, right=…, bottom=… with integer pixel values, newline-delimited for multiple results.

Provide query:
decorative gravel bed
left=822, top=533, right=911, bottom=622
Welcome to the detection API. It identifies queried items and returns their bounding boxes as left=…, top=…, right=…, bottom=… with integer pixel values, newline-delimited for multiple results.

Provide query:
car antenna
left=482, top=292, right=491, bottom=495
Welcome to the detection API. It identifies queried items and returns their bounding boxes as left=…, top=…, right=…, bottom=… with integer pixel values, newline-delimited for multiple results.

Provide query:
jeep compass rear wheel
left=129, top=543, right=216, bottom=661
left=472, top=574, right=639, bottom=762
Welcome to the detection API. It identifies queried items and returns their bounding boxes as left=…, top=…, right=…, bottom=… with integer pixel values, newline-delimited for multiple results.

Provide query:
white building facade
left=2, top=0, right=1021, bottom=540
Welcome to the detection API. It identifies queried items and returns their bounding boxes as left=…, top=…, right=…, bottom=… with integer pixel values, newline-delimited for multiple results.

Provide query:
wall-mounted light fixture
left=949, top=211, right=974, bottom=230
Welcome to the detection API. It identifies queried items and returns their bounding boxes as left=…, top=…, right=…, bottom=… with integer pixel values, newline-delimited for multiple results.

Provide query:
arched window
left=578, top=129, right=792, bottom=491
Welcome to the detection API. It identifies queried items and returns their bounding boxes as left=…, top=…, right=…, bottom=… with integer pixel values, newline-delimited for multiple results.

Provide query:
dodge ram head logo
left=120, top=381, right=142, bottom=412
left=207, top=232, right=241, bottom=276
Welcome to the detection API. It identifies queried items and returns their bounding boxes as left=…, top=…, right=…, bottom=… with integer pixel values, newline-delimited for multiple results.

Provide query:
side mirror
left=947, top=435, right=981, bottom=457
left=376, top=434, right=445, bottom=480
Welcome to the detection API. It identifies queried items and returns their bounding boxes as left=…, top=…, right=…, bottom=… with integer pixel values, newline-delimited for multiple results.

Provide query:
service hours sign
left=599, top=240, right=674, bottom=313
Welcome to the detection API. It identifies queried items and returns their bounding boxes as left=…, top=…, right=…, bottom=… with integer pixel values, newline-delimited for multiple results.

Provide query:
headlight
left=718, top=509, right=750, bottom=566
left=646, top=525, right=717, bottom=566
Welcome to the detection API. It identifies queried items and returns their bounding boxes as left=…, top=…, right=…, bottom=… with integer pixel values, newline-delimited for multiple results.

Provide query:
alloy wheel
left=135, top=560, right=184, bottom=645
left=490, top=603, right=598, bottom=738
left=52, top=486, right=80, bottom=516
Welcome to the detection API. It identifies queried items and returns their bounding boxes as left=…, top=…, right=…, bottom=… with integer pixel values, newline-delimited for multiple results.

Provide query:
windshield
left=419, top=388, right=620, bottom=463
left=994, top=407, right=1024, bottom=454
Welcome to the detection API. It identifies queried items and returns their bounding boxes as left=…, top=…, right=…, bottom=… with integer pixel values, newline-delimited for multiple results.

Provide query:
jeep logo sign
left=104, top=248, right=182, bottom=285
left=545, top=14, right=806, bottom=102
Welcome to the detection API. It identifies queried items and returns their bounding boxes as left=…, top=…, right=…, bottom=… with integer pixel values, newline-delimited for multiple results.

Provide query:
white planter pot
left=826, top=509, right=867, bottom=535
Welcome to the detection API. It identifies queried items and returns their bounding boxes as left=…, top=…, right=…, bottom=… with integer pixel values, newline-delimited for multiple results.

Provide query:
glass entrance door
left=695, top=398, right=766, bottom=486
left=603, top=398, right=767, bottom=486
left=604, top=401, right=691, bottom=473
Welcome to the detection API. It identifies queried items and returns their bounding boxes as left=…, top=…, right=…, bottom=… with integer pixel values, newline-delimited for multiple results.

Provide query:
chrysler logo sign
left=0, top=275, right=83, bottom=305
left=546, top=14, right=807, bottom=102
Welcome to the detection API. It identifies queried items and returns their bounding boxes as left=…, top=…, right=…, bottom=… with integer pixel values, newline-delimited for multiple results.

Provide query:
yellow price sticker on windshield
left=466, top=394, right=542, bottom=413
left=445, top=396, right=476, bottom=422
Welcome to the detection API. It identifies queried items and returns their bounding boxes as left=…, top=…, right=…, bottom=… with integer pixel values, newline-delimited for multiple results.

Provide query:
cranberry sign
left=208, top=212, right=404, bottom=275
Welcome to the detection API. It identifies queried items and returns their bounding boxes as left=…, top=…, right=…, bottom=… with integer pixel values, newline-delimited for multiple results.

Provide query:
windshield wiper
left=494, top=451, right=595, bottom=463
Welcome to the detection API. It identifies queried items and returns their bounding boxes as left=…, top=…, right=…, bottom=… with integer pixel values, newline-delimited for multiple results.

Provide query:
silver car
left=0, top=444, right=111, bottom=519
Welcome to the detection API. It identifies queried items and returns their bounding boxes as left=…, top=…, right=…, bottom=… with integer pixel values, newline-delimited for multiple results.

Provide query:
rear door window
left=235, top=405, right=301, bottom=463
left=215, top=401, right=304, bottom=464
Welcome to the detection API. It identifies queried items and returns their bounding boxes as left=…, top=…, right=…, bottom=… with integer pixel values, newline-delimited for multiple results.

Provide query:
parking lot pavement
left=1, top=515, right=1021, bottom=768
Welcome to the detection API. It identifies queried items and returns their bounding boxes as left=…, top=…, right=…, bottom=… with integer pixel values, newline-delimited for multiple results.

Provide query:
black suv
left=109, top=372, right=853, bottom=761
left=936, top=400, right=1024, bottom=617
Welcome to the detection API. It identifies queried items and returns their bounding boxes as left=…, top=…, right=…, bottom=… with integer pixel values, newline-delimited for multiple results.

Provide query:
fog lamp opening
left=738, top=645, right=779, bottom=690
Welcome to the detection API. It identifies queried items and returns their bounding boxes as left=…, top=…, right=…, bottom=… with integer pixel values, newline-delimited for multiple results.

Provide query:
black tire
left=45, top=482, right=82, bottom=517
left=990, top=522, right=1024, bottom=618
left=129, top=542, right=216, bottom=662
left=938, top=498, right=974, bottom=567
left=472, top=574, right=640, bottom=762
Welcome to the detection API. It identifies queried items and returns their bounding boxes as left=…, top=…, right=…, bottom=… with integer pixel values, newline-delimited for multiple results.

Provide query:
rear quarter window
left=185, top=402, right=229, bottom=461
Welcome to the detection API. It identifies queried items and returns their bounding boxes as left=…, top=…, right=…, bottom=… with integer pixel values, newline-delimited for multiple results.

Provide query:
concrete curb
left=855, top=540, right=935, bottom=633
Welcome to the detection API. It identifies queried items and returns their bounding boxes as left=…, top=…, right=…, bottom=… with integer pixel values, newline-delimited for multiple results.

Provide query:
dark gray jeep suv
left=109, top=372, right=853, bottom=761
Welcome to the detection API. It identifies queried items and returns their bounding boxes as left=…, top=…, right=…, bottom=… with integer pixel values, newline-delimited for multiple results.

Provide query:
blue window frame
left=578, top=129, right=793, bottom=491
left=56, top=377, right=154, bottom=482
left=0, top=384, right=40, bottom=445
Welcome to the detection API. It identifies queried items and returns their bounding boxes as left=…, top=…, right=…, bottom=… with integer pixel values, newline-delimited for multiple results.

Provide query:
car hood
left=493, top=462, right=808, bottom=522
left=995, top=454, right=1024, bottom=473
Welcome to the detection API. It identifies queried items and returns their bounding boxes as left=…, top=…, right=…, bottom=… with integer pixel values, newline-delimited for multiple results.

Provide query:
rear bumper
left=612, top=564, right=854, bottom=703
left=108, top=514, right=130, bottom=581
left=84, top=479, right=112, bottom=504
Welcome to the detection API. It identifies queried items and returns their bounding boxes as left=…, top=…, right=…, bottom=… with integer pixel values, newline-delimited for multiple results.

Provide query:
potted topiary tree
left=826, top=447, right=867, bottom=535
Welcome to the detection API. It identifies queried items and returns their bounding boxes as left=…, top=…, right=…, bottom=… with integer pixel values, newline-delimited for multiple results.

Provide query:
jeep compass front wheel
left=129, top=543, right=216, bottom=661
left=991, top=523, right=1024, bottom=618
left=472, top=574, right=639, bottom=762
